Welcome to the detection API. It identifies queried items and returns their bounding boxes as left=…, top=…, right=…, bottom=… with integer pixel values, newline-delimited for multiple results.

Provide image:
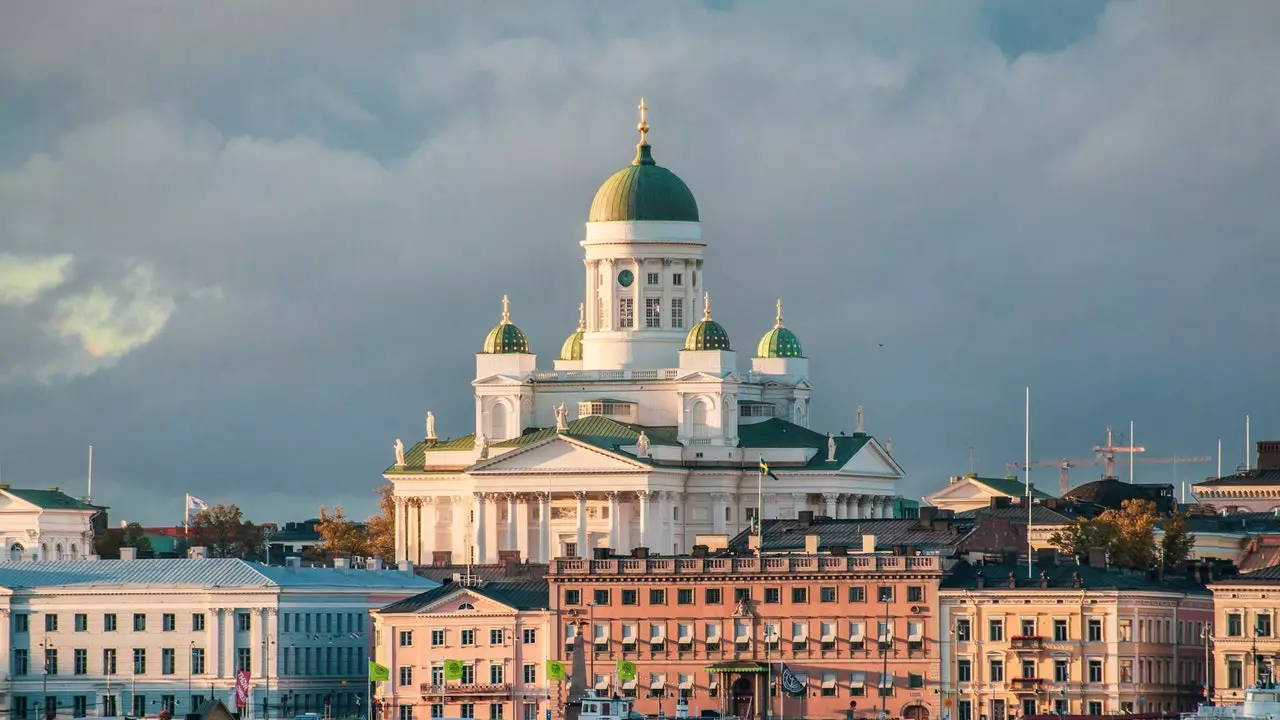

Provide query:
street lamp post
left=189, top=640, right=196, bottom=712
left=880, top=596, right=891, bottom=720
left=587, top=602, right=598, bottom=690
left=1202, top=624, right=1213, bottom=704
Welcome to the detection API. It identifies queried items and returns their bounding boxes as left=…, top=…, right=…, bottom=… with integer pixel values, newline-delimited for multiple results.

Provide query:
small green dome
left=481, top=295, right=530, bottom=354
left=559, top=303, right=586, bottom=360
left=588, top=143, right=699, bottom=223
left=684, top=292, right=731, bottom=351
left=755, top=299, right=804, bottom=358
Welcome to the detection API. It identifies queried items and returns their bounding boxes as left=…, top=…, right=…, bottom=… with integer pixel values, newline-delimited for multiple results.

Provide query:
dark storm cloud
left=0, top=1, right=1277, bottom=523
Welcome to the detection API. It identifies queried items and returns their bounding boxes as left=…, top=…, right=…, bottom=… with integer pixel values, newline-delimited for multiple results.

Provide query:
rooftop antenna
left=968, top=446, right=977, bottom=475
left=1246, top=414, right=1252, bottom=471
left=1218, top=437, right=1222, bottom=479
left=1129, top=421, right=1135, bottom=484
left=1025, top=386, right=1032, bottom=579
left=87, top=445, right=94, bottom=504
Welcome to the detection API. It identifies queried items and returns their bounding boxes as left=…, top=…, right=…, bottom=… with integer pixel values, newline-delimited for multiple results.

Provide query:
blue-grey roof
left=0, top=558, right=439, bottom=591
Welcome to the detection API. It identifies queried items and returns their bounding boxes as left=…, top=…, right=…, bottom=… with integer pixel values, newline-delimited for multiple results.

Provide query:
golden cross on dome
left=775, top=298, right=784, bottom=328
left=703, top=291, right=712, bottom=320
left=501, top=295, right=511, bottom=323
left=637, top=97, right=650, bottom=145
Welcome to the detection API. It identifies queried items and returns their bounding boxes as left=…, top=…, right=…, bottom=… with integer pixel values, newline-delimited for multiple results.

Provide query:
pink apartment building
left=547, top=544, right=946, bottom=720
left=372, top=579, right=555, bottom=720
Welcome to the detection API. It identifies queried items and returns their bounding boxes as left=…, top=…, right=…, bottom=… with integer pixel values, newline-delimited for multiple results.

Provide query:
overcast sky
left=1, top=1, right=1277, bottom=526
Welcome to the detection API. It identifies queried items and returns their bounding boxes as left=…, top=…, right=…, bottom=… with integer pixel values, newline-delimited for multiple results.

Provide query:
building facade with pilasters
left=0, top=555, right=435, bottom=720
left=384, top=101, right=904, bottom=566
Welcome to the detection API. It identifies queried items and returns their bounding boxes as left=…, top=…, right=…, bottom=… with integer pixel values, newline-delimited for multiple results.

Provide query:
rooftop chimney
left=188, top=546, right=208, bottom=560
left=804, top=534, right=820, bottom=554
left=334, top=557, right=350, bottom=574
left=398, top=560, right=414, bottom=575
left=798, top=510, right=814, bottom=528
left=285, top=556, right=302, bottom=572
left=1086, top=547, right=1108, bottom=569
left=861, top=534, right=876, bottom=554
left=1258, top=441, right=1280, bottom=471
left=119, top=547, right=136, bottom=562
left=368, top=555, right=383, bottom=572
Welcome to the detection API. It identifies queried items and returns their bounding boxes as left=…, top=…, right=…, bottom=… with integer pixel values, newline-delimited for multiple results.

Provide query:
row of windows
left=10, top=694, right=184, bottom=720
left=12, top=612, right=212, bottom=634
left=397, top=628, right=536, bottom=648
left=11, top=648, right=208, bottom=676
left=1226, top=611, right=1272, bottom=638
left=563, top=585, right=923, bottom=607
left=615, top=298, right=686, bottom=330
left=954, top=616, right=1204, bottom=644
left=399, top=662, right=526, bottom=687
left=281, top=611, right=365, bottom=635
left=398, top=702, right=509, bottom=720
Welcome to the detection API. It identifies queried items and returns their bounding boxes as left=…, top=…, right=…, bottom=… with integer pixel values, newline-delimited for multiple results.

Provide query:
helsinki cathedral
left=385, top=101, right=903, bottom=566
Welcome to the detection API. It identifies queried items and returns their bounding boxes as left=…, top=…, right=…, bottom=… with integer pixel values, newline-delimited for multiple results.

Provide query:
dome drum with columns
left=384, top=100, right=903, bottom=566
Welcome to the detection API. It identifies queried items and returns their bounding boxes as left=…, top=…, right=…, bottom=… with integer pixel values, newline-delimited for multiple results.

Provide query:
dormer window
left=739, top=402, right=775, bottom=418
left=578, top=400, right=637, bottom=421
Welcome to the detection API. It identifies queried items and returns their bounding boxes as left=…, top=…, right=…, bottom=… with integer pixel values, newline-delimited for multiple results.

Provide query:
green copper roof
left=685, top=319, right=731, bottom=351
left=481, top=296, right=529, bottom=354
left=756, top=326, right=803, bottom=358
left=588, top=144, right=699, bottom=223
left=559, top=330, right=584, bottom=361
left=2, top=487, right=100, bottom=511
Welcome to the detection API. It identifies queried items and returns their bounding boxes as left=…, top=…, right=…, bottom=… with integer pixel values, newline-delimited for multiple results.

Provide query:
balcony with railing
left=1011, top=636, right=1045, bottom=650
left=1010, top=677, right=1044, bottom=692
left=549, top=554, right=942, bottom=576
left=419, top=683, right=513, bottom=698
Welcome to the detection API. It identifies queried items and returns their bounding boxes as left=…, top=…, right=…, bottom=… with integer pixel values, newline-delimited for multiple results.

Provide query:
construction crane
left=1005, top=455, right=1214, bottom=496
left=1006, top=427, right=1210, bottom=495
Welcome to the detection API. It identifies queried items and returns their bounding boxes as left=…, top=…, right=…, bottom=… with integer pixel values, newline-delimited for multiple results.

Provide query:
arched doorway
left=904, top=704, right=930, bottom=720
left=9, top=543, right=23, bottom=561
left=731, top=677, right=754, bottom=719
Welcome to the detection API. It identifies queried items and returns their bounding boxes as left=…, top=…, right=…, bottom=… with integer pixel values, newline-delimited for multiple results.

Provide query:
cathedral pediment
left=837, top=440, right=903, bottom=478
left=472, top=374, right=532, bottom=387
left=674, top=370, right=740, bottom=383
left=470, top=435, right=650, bottom=474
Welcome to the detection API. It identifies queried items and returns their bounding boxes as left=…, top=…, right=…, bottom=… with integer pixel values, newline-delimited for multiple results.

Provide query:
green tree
left=1048, top=499, right=1168, bottom=570
left=1160, top=511, right=1196, bottom=571
left=94, top=522, right=154, bottom=558
left=188, top=504, right=265, bottom=559
left=317, top=485, right=397, bottom=559
left=365, top=484, right=396, bottom=559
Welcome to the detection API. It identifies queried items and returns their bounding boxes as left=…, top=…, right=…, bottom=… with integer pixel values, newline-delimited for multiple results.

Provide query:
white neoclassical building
left=385, top=101, right=904, bottom=566
left=0, top=485, right=101, bottom=562
left=0, top=553, right=436, bottom=720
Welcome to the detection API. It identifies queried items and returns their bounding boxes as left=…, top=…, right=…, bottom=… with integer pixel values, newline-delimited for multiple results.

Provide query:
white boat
left=578, top=692, right=647, bottom=720
left=1184, top=683, right=1280, bottom=720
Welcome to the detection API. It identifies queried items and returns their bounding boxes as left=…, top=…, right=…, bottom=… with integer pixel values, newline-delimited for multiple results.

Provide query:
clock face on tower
left=617, top=269, right=634, bottom=287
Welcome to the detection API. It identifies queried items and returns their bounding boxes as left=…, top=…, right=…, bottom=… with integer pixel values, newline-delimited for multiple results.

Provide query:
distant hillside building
left=1193, top=441, right=1280, bottom=513
left=0, top=485, right=105, bottom=562
left=1064, top=476, right=1176, bottom=514
left=924, top=474, right=1052, bottom=514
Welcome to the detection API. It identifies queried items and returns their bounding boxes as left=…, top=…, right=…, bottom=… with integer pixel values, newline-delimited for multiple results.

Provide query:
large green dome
left=684, top=293, right=731, bottom=351
left=755, top=300, right=804, bottom=358
left=559, top=303, right=586, bottom=360
left=481, top=296, right=530, bottom=354
left=588, top=143, right=699, bottom=223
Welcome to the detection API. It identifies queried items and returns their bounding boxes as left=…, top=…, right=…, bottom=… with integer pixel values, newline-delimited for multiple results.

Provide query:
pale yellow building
left=1208, top=565, right=1280, bottom=705
left=940, top=554, right=1213, bottom=720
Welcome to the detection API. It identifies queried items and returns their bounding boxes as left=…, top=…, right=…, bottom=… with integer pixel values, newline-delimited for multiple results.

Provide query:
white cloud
left=50, top=263, right=176, bottom=361
left=0, top=253, right=73, bottom=306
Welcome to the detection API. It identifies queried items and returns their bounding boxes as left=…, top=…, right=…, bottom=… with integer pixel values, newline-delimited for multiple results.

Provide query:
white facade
left=0, top=554, right=437, bottom=720
left=386, top=110, right=904, bottom=565
left=0, top=487, right=99, bottom=563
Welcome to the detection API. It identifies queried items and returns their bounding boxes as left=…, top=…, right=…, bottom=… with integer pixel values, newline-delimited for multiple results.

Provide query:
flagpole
left=1025, top=386, right=1032, bottom=579
left=185, top=494, right=190, bottom=538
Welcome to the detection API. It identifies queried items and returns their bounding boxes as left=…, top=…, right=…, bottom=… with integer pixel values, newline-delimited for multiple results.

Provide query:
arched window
left=55, top=543, right=64, bottom=560
left=41, top=543, right=48, bottom=559
left=70, top=543, right=79, bottom=558
left=690, top=400, right=709, bottom=439
left=9, top=543, right=23, bottom=561
left=458, top=602, right=475, bottom=611
left=490, top=403, right=508, bottom=441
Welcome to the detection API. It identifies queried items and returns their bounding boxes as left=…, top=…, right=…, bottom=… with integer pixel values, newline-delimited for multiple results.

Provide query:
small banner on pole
left=235, top=670, right=251, bottom=709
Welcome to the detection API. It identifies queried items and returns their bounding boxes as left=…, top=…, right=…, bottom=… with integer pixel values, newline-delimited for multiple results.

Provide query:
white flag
left=187, top=496, right=209, bottom=511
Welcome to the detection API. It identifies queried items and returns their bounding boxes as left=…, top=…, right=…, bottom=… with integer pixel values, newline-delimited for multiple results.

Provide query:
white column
left=881, top=497, right=894, bottom=519
left=634, top=257, right=644, bottom=331
left=670, top=491, right=685, bottom=553
left=617, top=500, right=632, bottom=552
left=267, top=609, right=279, bottom=679
left=474, top=493, right=487, bottom=565
left=451, top=495, right=468, bottom=564
left=538, top=492, right=551, bottom=563
left=607, top=492, right=620, bottom=551
left=792, top=492, right=806, bottom=519
left=835, top=495, right=848, bottom=520
left=637, top=490, right=651, bottom=548
left=393, top=497, right=405, bottom=563
left=253, top=608, right=265, bottom=677
left=408, top=499, right=421, bottom=565
left=575, top=491, right=589, bottom=559
left=421, top=498, right=436, bottom=565
left=712, top=493, right=727, bottom=535
left=223, top=608, right=236, bottom=678
left=506, top=493, right=519, bottom=552
left=584, top=259, right=594, bottom=332
left=0, top=610, right=10, bottom=679
left=515, top=495, right=530, bottom=562
left=656, top=492, right=670, bottom=552
left=601, top=259, right=615, bottom=330
left=683, top=259, right=694, bottom=330
left=823, top=493, right=838, bottom=518
left=209, top=607, right=223, bottom=679
left=851, top=496, right=863, bottom=519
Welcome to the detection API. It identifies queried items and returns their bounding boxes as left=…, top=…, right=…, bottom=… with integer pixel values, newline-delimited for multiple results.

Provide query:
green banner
left=547, top=660, right=566, bottom=681
left=368, top=662, right=390, bottom=682
left=617, top=660, right=636, bottom=681
left=444, top=659, right=464, bottom=681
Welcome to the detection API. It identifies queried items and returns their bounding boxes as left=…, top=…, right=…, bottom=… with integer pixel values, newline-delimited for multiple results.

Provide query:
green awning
left=705, top=661, right=768, bottom=674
